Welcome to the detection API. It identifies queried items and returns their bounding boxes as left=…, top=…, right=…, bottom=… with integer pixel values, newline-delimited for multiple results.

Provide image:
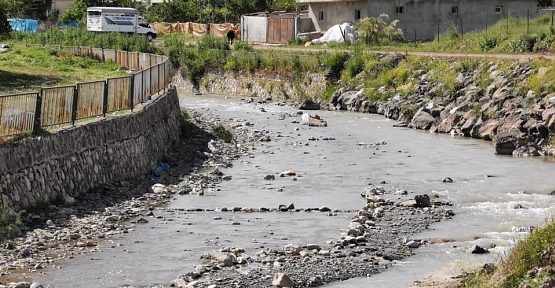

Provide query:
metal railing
left=0, top=44, right=172, bottom=138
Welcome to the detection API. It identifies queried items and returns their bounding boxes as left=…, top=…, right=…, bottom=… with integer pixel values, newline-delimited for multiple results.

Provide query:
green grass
left=292, top=14, right=555, bottom=54
left=212, top=124, right=233, bottom=143
left=0, top=207, right=21, bottom=241
left=455, top=220, right=555, bottom=288
left=0, top=46, right=127, bottom=94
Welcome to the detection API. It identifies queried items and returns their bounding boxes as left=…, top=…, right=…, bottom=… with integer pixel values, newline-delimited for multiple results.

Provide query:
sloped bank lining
left=173, top=70, right=327, bottom=100
left=177, top=55, right=555, bottom=157
left=0, top=87, right=181, bottom=210
left=327, top=57, right=555, bottom=157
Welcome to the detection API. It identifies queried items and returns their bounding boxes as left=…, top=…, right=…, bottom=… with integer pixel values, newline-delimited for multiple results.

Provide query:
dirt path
left=251, top=43, right=555, bottom=60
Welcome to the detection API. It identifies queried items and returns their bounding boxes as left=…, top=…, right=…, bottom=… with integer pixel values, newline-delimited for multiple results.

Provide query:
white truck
left=86, top=7, right=158, bottom=41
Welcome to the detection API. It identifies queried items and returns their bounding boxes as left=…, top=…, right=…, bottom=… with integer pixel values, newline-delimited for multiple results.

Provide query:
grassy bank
left=0, top=28, right=163, bottom=94
left=296, top=13, right=555, bottom=54
left=456, top=220, right=555, bottom=288
left=10, top=28, right=157, bottom=53
left=0, top=45, right=128, bottom=94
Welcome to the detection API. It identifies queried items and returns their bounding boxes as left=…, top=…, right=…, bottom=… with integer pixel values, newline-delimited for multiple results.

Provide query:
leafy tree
left=225, top=0, right=268, bottom=22
left=269, top=0, right=306, bottom=12
left=0, top=1, right=10, bottom=37
left=59, top=0, right=87, bottom=24
left=356, top=14, right=404, bottom=45
left=538, top=0, right=553, bottom=7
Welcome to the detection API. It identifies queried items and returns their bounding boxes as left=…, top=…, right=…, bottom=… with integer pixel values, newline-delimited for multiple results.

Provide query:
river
left=32, top=93, right=555, bottom=288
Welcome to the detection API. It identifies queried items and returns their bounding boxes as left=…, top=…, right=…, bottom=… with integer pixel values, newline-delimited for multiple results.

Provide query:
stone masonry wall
left=0, top=87, right=181, bottom=210
left=173, top=70, right=327, bottom=101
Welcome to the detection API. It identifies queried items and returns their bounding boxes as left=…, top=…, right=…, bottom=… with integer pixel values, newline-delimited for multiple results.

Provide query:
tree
left=225, top=0, right=268, bottom=22
left=538, top=0, right=553, bottom=8
left=0, top=1, right=10, bottom=37
left=356, top=14, right=404, bottom=45
left=269, top=0, right=306, bottom=12
left=59, top=0, right=87, bottom=24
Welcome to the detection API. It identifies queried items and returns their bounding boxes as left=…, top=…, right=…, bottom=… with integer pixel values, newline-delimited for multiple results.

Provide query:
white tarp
left=311, top=23, right=356, bottom=44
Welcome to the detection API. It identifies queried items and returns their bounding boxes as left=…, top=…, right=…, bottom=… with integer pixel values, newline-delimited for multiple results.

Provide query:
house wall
left=241, top=16, right=268, bottom=42
left=308, top=0, right=367, bottom=31
left=297, top=16, right=316, bottom=33
left=368, top=0, right=537, bottom=40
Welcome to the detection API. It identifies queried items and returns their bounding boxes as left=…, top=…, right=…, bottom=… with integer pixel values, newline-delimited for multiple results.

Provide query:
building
left=296, top=0, right=537, bottom=40
left=241, top=11, right=315, bottom=44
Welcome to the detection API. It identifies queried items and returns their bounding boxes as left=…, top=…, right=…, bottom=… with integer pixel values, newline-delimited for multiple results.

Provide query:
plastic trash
left=152, top=162, right=169, bottom=177
left=208, top=139, right=218, bottom=153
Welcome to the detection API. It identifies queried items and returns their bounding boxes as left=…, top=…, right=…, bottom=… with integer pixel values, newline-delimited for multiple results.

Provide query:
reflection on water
left=34, top=95, right=555, bottom=288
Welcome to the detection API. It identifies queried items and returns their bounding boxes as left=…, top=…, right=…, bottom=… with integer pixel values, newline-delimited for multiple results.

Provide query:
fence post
left=459, top=16, right=464, bottom=37
left=552, top=10, right=554, bottom=27
left=102, top=80, right=109, bottom=116
left=158, top=64, right=161, bottom=94
left=527, top=8, right=530, bottom=34
left=32, top=91, right=43, bottom=135
left=486, top=12, right=489, bottom=34
left=141, top=70, right=144, bottom=103
left=129, top=75, right=134, bottom=112
left=71, top=85, right=79, bottom=125
left=437, top=23, right=440, bottom=43
left=507, top=10, right=510, bottom=34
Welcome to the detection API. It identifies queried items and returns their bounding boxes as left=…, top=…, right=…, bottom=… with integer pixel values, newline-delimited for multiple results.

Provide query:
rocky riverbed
left=0, top=99, right=461, bottom=288
left=170, top=185, right=456, bottom=288
left=0, top=110, right=260, bottom=288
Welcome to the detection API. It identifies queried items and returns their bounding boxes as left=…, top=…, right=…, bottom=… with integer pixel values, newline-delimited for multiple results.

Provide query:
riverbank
left=0, top=110, right=257, bottom=287
left=175, top=50, right=555, bottom=158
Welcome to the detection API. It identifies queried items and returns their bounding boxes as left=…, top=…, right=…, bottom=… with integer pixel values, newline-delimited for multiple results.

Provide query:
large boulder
left=307, top=117, right=328, bottom=127
left=272, top=273, right=294, bottom=287
left=414, top=194, right=431, bottom=208
left=216, top=253, right=237, bottom=267
left=298, top=99, right=320, bottom=110
left=461, top=116, right=478, bottom=137
left=494, top=117, right=526, bottom=155
left=478, top=119, right=500, bottom=141
left=336, top=89, right=366, bottom=111
left=408, top=109, right=435, bottom=130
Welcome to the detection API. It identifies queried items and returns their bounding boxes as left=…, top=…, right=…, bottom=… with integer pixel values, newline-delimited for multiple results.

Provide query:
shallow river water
left=34, top=94, right=555, bottom=288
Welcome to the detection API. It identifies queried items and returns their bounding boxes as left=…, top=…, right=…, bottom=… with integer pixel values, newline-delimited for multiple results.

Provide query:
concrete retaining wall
left=0, top=87, right=181, bottom=210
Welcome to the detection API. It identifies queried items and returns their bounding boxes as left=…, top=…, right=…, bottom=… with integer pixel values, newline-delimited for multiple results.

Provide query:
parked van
left=86, top=7, right=158, bottom=41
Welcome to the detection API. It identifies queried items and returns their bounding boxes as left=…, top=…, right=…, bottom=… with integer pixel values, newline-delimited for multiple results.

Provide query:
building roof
left=87, top=7, right=140, bottom=15
left=243, top=10, right=309, bottom=18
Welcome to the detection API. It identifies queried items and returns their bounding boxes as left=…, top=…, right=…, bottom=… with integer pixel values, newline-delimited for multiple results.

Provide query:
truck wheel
left=146, top=33, right=154, bottom=42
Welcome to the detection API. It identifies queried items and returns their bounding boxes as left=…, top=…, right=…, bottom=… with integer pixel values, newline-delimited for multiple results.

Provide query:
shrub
left=356, top=14, right=404, bottom=45
left=213, top=124, right=233, bottom=143
left=343, top=53, right=364, bottom=79
left=322, top=52, right=349, bottom=81
left=233, top=41, right=254, bottom=52
left=0, top=208, right=21, bottom=241
left=447, top=23, right=461, bottom=40
left=478, top=35, right=500, bottom=51
left=179, top=109, right=197, bottom=139
left=509, top=34, right=538, bottom=52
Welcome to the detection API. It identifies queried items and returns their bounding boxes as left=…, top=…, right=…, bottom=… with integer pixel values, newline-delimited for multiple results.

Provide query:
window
left=495, top=6, right=503, bottom=14
left=355, top=9, right=361, bottom=20
left=318, top=11, right=324, bottom=21
left=396, top=6, right=405, bottom=14
left=451, top=6, right=459, bottom=14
